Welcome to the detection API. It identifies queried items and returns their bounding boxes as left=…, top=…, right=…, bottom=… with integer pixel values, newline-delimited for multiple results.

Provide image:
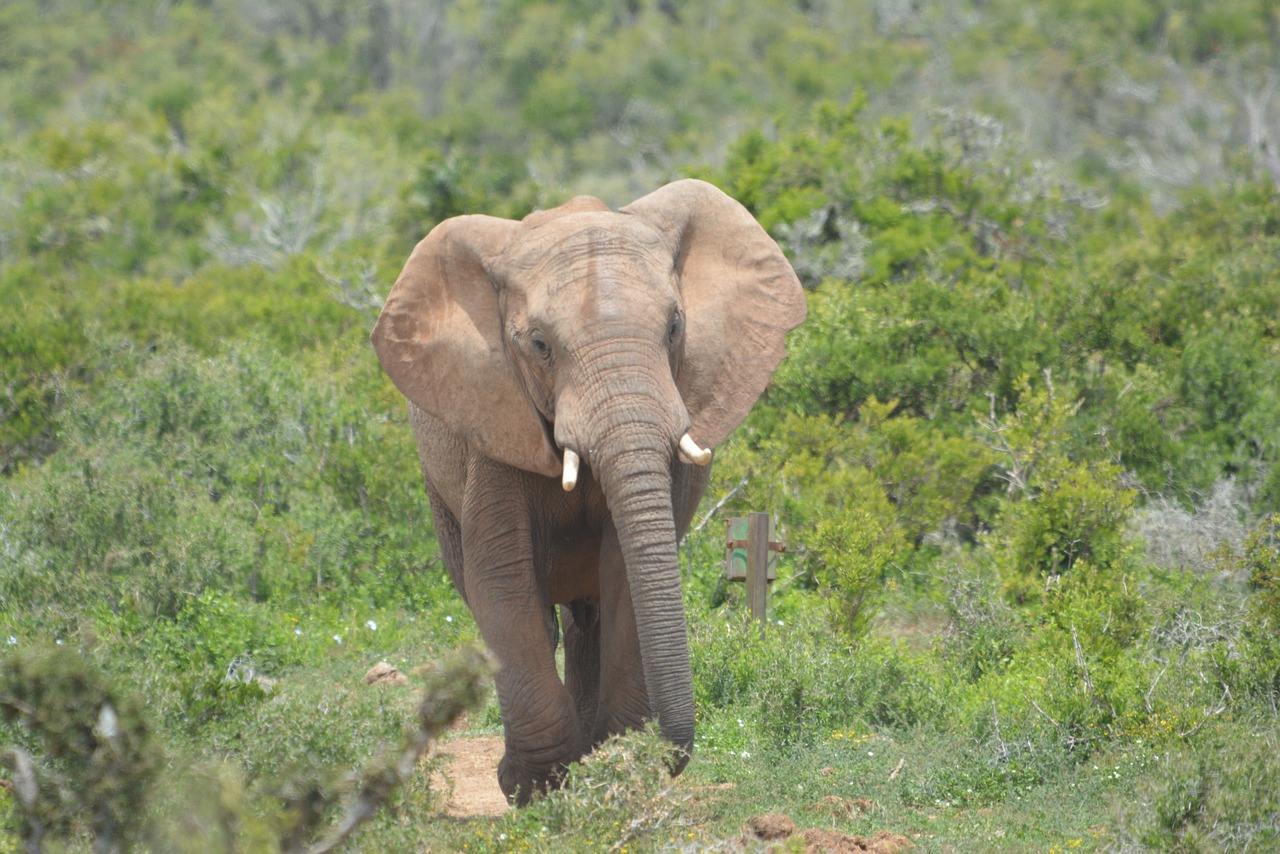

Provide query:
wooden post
left=725, top=513, right=783, bottom=621
left=746, top=512, right=770, bottom=621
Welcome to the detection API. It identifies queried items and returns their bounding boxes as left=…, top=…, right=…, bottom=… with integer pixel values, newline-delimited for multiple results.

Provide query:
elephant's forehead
left=502, top=215, right=671, bottom=286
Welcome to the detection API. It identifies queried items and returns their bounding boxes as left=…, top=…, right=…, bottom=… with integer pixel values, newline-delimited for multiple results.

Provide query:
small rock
left=364, top=661, right=409, bottom=686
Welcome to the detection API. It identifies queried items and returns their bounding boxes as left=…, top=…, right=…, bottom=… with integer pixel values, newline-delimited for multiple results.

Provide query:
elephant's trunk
left=563, top=343, right=696, bottom=769
left=595, top=439, right=695, bottom=767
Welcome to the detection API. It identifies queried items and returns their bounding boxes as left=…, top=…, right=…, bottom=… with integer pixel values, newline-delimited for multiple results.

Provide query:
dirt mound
left=743, top=814, right=911, bottom=853
left=812, top=795, right=877, bottom=819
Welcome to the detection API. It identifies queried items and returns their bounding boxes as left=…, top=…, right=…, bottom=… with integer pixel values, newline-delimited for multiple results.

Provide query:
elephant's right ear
left=371, top=215, right=561, bottom=479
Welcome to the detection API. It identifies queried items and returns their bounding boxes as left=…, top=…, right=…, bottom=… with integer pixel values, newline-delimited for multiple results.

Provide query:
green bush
left=804, top=508, right=907, bottom=640
left=1243, top=514, right=1280, bottom=617
left=942, top=560, right=1025, bottom=681
left=470, top=725, right=690, bottom=853
left=1114, top=715, right=1280, bottom=852
left=2, top=443, right=261, bottom=622
left=0, top=642, right=490, bottom=852
left=1230, top=514, right=1280, bottom=701
left=689, top=613, right=947, bottom=751
left=0, top=646, right=162, bottom=853
left=978, top=377, right=1137, bottom=601
left=0, top=339, right=439, bottom=626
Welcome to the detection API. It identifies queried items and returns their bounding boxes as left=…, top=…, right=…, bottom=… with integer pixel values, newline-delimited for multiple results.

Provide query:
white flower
left=365, top=620, right=377, bottom=631
left=6, top=636, right=15, bottom=646
left=333, top=634, right=343, bottom=645
left=55, top=639, right=63, bottom=645
left=445, top=615, right=453, bottom=623
left=295, top=628, right=302, bottom=636
left=97, top=704, right=119, bottom=739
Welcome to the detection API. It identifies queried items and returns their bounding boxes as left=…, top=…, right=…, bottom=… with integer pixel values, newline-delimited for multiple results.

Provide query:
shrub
left=0, top=643, right=491, bottom=852
left=1234, top=514, right=1280, bottom=701
left=1112, top=715, right=1280, bottom=852
left=0, top=646, right=162, bottom=853
left=1243, top=514, right=1280, bottom=618
left=473, top=726, right=691, bottom=853
left=689, top=613, right=948, bottom=751
left=2, top=443, right=260, bottom=621
left=803, top=508, right=907, bottom=640
left=979, top=376, right=1137, bottom=601
left=0, top=339, right=440, bottom=626
left=1040, top=559, right=1147, bottom=660
left=941, top=559, right=1025, bottom=681
left=1132, top=479, right=1249, bottom=575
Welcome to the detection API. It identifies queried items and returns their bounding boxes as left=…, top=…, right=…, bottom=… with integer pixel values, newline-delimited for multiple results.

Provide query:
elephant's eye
left=667, top=315, right=684, bottom=345
left=530, top=331, right=549, bottom=357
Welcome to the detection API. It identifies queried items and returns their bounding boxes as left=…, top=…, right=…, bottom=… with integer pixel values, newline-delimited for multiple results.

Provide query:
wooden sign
left=724, top=513, right=785, bottom=620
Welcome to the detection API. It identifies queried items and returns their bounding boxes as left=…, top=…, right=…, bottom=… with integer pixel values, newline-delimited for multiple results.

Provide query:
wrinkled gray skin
left=372, top=180, right=805, bottom=804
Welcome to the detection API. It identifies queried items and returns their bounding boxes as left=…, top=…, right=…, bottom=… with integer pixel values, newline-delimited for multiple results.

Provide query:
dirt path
left=430, top=736, right=509, bottom=818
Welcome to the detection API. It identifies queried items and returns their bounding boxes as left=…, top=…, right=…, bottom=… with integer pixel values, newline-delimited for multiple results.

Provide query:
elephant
left=371, top=179, right=805, bottom=804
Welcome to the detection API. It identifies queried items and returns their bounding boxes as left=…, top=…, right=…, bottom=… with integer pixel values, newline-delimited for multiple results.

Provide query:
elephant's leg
left=426, top=485, right=467, bottom=604
left=561, top=599, right=601, bottom=746
left=589, top=522, right=652, bottom=747
left=460, top=477, right=582, bottom=805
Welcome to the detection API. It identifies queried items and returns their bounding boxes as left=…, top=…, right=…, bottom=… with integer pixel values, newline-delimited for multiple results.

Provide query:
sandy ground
left=429, top=735, right=510, bottom=818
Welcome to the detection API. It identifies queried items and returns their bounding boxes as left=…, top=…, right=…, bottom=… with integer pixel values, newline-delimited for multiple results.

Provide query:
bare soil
left=743, top=814, right=912, bottom=853
left=429, top=736, right=510, bottom=818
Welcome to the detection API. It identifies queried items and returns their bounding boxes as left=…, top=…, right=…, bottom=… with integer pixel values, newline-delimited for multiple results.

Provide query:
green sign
left=723, top=516, right=778, bottom=581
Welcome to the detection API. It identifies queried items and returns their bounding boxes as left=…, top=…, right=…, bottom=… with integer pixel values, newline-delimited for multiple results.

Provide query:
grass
left=4, top=539, right=1278, bottom=852
left=405, top=712, right=1162, bottom=852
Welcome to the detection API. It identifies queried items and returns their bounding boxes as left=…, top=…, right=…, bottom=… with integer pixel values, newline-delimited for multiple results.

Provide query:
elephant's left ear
left=622, top=179, right=807, bottom=448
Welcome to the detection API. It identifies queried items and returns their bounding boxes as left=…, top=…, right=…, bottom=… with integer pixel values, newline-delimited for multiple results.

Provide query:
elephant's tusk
left=562, top=449, right=580, bottom=491
left=679, top=433, right=712, bottom=466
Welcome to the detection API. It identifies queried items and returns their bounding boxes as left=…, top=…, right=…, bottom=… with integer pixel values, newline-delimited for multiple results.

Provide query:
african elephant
left=371, top=179, right=805, bottom=804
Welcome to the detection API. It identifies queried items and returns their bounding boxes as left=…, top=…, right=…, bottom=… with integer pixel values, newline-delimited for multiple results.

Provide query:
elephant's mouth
left=536, top=410, right=586, bottom=491
left=535, top=410, right=560, bottom=458
left=536, top=407, right=709, bottom=492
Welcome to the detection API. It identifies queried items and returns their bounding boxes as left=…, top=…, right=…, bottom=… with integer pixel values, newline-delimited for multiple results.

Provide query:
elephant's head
left=371, top=179, right=805, bottom=762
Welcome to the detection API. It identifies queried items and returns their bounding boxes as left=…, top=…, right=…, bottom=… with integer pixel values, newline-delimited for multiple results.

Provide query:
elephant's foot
left=498, top=742, right=582, bottom=806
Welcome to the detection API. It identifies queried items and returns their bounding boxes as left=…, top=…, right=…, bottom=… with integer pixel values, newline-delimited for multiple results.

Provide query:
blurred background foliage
left=2, top=0, right=1280, bottom=850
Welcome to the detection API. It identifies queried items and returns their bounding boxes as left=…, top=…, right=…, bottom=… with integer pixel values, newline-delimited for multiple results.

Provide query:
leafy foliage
left=469, top=725, right=692, bottom=853
left=0, top=643, right=490, bottom=853
left=0, top=646, right=161, bottom=852
left=2, top=341, right=438, bottom=629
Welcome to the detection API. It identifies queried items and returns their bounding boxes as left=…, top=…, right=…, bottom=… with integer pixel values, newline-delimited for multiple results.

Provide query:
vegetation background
left=2, top=0, right=1278, bottom=850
